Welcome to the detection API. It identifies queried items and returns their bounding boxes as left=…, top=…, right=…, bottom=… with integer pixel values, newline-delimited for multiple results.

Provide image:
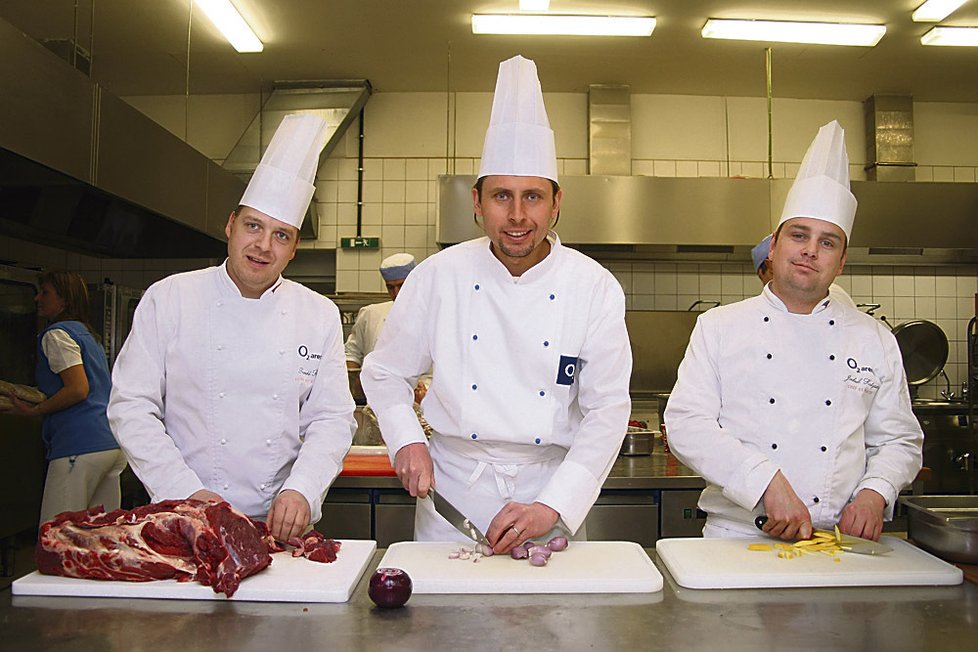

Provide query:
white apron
left=415, top=434, right=584, bottom=543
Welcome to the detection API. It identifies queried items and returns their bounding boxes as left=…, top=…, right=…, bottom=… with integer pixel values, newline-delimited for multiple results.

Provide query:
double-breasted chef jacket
left=360, top=233, right=632, bottom=537
left=665, top=284, right=923, bottom=536
left=108, top=262, right=356, bottom=524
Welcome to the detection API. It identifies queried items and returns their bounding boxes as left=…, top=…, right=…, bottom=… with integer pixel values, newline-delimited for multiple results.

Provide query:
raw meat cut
left=36, top=499, right=272, bottom=597
left=287, top=530, right=342, bottom=563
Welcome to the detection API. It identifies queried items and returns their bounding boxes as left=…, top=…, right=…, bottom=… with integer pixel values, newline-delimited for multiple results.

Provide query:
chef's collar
left=482, top=231, right=560, bottom=283
left=218, top=259, right=284, bottom=300
left=762, top=283, right=833, bottom=316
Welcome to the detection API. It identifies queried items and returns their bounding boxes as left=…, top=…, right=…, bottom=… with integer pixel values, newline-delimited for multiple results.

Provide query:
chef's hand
left=838, top=489, right=885, bottom=541
left=761, top=471, right=813, bottom=541
left=189, top=489, right=224, bottom=503
left=393, top=442, right=434, bottom=498
left=486, top=501, right=559, bottom=555
left=266, top=489, right=311, bottom=541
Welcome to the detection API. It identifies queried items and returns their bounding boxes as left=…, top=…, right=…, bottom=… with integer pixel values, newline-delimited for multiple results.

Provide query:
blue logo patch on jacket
left=556, top=355, right=578, bottom=386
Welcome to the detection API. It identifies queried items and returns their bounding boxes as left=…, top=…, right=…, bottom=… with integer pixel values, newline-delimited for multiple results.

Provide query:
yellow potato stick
left=834, top=525, right=842, bottom=544
left=748, top=544, right=773, bottom=551
left=774, top=543, right=795, bottom=551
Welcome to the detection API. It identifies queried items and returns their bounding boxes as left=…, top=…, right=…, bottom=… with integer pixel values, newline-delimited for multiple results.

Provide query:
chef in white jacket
left=360, top=55, right=632, bottom=554
left=345, top=253, right=416, bottom=371
left=108, top=114, right=356, bottom=541
left=666, top=121, right=922, bottom=542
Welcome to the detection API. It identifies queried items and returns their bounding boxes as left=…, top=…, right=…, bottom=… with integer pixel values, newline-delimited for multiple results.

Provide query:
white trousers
left=414, top=434, right=584, bottom=543
left=40, top=448, right=128, bottom=525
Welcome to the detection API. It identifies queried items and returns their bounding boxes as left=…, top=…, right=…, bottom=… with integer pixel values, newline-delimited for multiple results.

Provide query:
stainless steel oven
left=87, top=281, right=143, bottom=368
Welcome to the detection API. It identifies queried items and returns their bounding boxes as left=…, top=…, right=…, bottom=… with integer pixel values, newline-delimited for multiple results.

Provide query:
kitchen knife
left=430, top=489, right=491, bottom=546
left=754, top=515, right=893, bottom=555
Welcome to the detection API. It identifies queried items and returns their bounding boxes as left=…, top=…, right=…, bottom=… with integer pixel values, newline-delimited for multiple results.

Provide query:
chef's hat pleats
left=778, top=120, right=857, bottom=241
left=478, top=55, right=558, bottom=183
left=240, top=113, right=329, bottom=230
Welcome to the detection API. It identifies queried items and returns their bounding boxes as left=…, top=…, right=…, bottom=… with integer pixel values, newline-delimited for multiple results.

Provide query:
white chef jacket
left=107, top=262, right=356, bottom=524
left=345, top=301, right=393, bottom=366
left=665, top=285, right=923, bottom=536
left=360, top=234, right=632, bottom=534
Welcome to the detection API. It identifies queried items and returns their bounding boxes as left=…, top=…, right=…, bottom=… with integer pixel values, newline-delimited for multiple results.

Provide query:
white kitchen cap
left=778, top=120, right=857, bottom=241
left=379, top=253, right=416, bottom=281
left=751, top=234, right=773, bottom=271
left=239, top=113, right=328, bottom=230
left=477, top=55, right=558, bottom=183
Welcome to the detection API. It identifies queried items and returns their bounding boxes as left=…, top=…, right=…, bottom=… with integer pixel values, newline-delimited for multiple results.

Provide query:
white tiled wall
left=605, top=260, right=978, bottom=400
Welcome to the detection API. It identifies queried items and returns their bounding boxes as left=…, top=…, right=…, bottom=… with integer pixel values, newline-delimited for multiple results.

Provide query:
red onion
left=368, top=568, right=412, bottom=608
left=547, top=536, right=568, bottom=552
left=529, top=553, right=548, bottom=567
left=527, top=545, right=552, bottom=559
left=510, top=545, right=529, bottom=560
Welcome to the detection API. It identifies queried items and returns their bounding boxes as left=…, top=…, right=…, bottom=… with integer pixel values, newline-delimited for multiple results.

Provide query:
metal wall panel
left=0, top=17, right=93, bottom=183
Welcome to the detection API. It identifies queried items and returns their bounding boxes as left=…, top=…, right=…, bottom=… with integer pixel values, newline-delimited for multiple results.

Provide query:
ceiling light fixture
left=472, top=14, right=655, bottom=37
left=195, top=0, right=263, bottom=53
left=912, top=0, right=969, bottom=22
left=701, top=18, right=886, bottom=47
left=921, top=25, right=978, bottom=45
left=519, top=0, right=551, bottom=10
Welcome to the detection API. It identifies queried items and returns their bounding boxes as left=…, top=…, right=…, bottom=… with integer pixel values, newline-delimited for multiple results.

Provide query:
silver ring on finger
left=511, top=525, right=522, bottom=536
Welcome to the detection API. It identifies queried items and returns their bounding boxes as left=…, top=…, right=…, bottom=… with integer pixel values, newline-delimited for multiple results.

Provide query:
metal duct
left=864, top=94, right=915, bottom=182
left=0, top=15, right=240, bottom=258
left=222, top=82, right=372, bottom=240
left=588, top=85, right=631, bottom=176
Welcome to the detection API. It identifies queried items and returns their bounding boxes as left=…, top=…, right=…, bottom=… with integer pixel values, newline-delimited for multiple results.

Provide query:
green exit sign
left=340, top=236, right=380, bottom=249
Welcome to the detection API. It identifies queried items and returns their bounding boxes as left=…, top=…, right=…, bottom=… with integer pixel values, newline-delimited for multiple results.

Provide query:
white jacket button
left=220, top=438, right=227, bottom=445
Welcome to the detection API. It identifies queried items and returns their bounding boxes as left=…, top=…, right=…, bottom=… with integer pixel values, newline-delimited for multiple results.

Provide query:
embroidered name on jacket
left=844, top=356, right=880, bottom=394
left=556, top=355, right=578, bottom=386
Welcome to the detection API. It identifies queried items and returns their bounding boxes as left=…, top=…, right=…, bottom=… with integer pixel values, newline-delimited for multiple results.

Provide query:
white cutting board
left=376, top=541, right=662, bottom=594
left=656, top=536, right=963, bottom=589
left=12, top=539, right=376, bottom=602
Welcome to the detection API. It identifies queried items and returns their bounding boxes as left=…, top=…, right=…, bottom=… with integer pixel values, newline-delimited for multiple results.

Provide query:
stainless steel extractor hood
left=439, top=174, right=978, bottom=264
left=0, top=15, right=242, bottom=258
left=222, top=82, right=372, bottom=240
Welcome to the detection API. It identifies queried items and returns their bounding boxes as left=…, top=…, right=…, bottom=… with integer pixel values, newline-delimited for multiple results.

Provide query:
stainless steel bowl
left=620, top=430, right=655, bottom=456
left=900, top=495, right=978, bottom=564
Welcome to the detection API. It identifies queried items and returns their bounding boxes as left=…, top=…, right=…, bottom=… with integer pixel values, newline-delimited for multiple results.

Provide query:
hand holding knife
left=754, top=515, right=892, bottom=555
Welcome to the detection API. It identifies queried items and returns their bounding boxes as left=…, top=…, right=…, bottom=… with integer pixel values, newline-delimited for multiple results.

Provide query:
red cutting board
left=377, top=541, right=662, bottom=593
left=340, top=454, right=396, bottom=476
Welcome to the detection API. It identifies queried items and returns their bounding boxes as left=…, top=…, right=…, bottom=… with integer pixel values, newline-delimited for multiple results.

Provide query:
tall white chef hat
left=379, top=253, right=416, bottom=281
left=477, top=55, right=558, bottom=183
left=239, top=113, right=328, bottom=230
left=778, top=120, right=857, bottom=241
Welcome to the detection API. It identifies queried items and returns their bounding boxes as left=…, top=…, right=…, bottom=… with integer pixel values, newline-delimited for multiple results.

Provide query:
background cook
left=2, top=271, right=127, bottom=524
left=345, top=253, right=428, bottom=403
left=361, top=55, right=632, bottom=554
left=666, top=120, right=923, bottom=542
left=108, top=114, right=356, bottom=541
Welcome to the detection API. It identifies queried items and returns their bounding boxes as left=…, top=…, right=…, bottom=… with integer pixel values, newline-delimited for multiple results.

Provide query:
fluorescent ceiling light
left=701, top=18, right=886, bottom=47
left=921, top=26, right=978, bottom=45
left=519, top=0, right=551, bottom=10
left=912, top=0, right=968, bottom=22
left=195, top=0, right=263, bottom=53
left=472, top=14, right=655, bottom=37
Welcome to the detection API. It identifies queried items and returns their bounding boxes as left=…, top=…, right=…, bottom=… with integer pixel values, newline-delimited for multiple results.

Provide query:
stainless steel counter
left=334, top=451, right=706, bottom=491
left=4, top=550, right=976, bottom=651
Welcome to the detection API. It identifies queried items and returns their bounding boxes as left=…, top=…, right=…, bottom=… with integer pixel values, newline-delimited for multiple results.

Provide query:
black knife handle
left=754, top=515, right=768, bottom=530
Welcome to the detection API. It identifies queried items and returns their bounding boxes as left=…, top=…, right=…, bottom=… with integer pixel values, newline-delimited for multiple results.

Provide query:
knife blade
left=430, top=489, right=491, bottom=546
left=753, top=515, right=892, bottom=555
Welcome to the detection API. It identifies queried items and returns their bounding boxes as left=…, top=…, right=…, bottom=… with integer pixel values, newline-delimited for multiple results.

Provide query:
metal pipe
left=766, top=48, right=773, bottom=179
left=356, top=107, right=365, bottom=237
